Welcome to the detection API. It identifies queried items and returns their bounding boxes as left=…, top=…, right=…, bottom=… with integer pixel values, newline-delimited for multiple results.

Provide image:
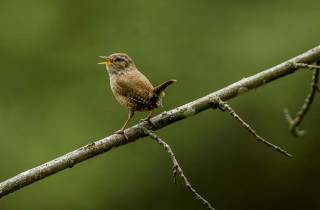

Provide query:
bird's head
left=98, top=53, right=135, bottom=74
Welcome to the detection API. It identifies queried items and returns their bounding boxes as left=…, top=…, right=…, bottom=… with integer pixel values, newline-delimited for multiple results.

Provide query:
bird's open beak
left=98, top=56, right=112, bottom=65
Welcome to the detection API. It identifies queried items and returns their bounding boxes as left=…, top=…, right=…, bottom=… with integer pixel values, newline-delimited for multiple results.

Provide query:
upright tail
left=153, top=79, right=177, bottom=95
left=150, top=79, right=176, bottom=108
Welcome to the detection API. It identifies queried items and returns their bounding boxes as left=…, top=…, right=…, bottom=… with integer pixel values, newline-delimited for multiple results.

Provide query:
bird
left=98, top=53, right=176, bottom=135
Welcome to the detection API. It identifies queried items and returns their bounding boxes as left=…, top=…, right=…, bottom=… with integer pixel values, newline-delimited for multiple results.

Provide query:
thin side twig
left=211, top=96, right=292, bottom=157
left=284, top=63, right=320, bottom=137
left=143, top=127, right=215, bottom=210
left=292, top=62, right=320, bottom=70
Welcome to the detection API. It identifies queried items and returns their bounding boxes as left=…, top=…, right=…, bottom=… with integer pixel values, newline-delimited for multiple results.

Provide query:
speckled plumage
left=99, top=53, right=176, bottom=133
left=110, top=65, right=155, bottom=111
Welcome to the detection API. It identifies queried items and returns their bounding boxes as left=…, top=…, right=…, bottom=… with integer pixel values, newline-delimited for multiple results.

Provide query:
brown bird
left=98, top=53, right=176, bottom=135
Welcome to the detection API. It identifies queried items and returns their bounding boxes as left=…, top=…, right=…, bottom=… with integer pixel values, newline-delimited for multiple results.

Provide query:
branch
left=1, top=45, right=320, bottom=199
left=211, top=97, right=292, bottom=157
left=143, top=128, right=215, bottom=210
left=292, top=62, right=320, bottom=70
left=284, top=63, right=320, bottom=136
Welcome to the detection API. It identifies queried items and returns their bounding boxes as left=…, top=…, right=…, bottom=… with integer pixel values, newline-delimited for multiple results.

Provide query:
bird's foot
left=140, top=117, right=156, bottom=129
left=114, top=129, right=128, bottom=140
left=139, top=116, right=152, bottom=124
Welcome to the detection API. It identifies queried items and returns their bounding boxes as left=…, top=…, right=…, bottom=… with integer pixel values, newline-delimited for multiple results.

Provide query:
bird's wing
left=113, top=70, right=155, bottom=108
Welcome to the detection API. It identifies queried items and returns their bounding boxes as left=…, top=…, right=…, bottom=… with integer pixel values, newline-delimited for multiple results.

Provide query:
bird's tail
left=151, top=79, right=176, bottom=108
left=153, top=79, right=177, bottom=95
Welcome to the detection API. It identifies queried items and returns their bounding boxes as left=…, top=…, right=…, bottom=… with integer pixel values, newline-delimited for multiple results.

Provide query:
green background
left=1, top=0, right=320, bottom=210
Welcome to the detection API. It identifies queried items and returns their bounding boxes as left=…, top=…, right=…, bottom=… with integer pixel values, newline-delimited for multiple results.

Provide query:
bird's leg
left=146, top=110, right=154, bottom=121
left=140, top=110, right=156, bottom=128
left=140, top=110, right=154, bottom=122
left=115, top=109, right=134, bottom=138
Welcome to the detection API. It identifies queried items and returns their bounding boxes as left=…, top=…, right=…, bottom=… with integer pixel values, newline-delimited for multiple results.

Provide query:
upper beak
left=98, top=56, right=111, bottom=65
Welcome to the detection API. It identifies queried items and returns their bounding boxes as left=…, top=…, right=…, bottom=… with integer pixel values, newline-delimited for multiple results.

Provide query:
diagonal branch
left=1, top=45, right=320, bottom=199
left=284, top=63, right=320, bottom=137
left=143, top=128, right=215, bottom=210
left=211, top=97, right=292, bottom=157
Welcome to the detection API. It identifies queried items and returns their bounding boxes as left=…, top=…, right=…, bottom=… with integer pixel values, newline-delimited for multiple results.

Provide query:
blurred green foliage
left=0, top=0, right=320, bottom=210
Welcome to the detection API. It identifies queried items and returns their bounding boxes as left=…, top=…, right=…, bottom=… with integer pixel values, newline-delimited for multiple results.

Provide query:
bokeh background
left=1, top=0, right=320, bottom=210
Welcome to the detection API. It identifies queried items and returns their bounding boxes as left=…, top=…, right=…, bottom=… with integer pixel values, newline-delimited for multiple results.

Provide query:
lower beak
left=98, top=61, right=109, bottom=65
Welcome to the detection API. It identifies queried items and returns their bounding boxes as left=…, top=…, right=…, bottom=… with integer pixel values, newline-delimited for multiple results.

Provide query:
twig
left=292, top=62, right=320, bottom=70
left=284, top=63, right=320, bottom=137
left=211, top=96, right=292, bottom=157
left=1, top=45, right=320, bottom=198
left=142, top=127, right=215, bottom=210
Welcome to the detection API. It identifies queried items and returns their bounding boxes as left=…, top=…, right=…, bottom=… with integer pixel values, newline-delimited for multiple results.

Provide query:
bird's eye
left=114, top=57, right=123, bottom=62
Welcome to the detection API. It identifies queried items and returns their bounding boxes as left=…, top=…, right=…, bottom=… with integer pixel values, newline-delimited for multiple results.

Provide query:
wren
left=98, top=53, right=176, bottom=135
